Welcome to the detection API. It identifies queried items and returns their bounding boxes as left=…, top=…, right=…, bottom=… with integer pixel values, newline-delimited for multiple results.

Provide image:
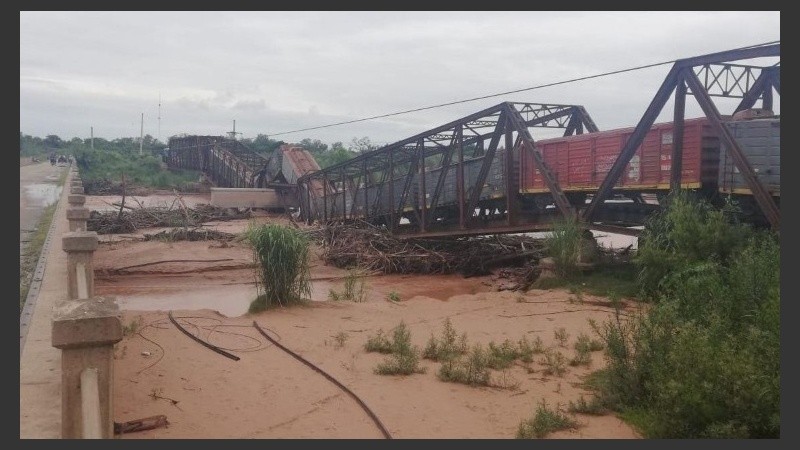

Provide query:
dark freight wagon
left=719, top=118, right=780, bottom=197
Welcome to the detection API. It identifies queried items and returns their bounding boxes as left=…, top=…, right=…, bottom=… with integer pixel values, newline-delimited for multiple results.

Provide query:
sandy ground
left=91, top=193, right=642, bottom=439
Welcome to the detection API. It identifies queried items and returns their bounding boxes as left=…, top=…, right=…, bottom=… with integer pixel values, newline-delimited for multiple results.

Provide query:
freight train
left=303, top=114, right=779, bottom=228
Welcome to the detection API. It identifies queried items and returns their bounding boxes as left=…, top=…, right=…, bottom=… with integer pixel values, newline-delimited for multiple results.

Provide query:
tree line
left=20, top=132, right=379, bottom=169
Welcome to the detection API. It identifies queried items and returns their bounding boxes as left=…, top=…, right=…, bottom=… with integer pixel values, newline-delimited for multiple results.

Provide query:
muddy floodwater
left=20, top=164, right=66, bottom=260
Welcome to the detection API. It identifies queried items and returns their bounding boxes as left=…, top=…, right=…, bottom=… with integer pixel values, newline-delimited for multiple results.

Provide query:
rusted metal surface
left=521, top=118, right=718, bottom=195
left=671, top=80, right=687, bottom=192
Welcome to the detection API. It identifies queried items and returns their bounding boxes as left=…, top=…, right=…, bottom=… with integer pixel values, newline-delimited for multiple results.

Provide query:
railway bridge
left=167, top=43, right=779, bottom=238
left=297, top=43, right=780, bottom=237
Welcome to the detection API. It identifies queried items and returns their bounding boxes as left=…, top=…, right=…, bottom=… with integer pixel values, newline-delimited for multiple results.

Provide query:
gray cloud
left=20, top=11, right=780, bottom=147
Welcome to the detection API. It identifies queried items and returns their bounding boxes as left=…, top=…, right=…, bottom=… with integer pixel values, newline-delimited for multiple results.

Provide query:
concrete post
left=71, top=179, right=83, bottom=189
left=71, top=186, right=85, bottom=195
left=66, top=207, right=91, bottom=232
left=68, top=194, right=86, bottom=208
left=52, top=296, right=122, bottom=438
left=62, top=232, right=99, bottom=300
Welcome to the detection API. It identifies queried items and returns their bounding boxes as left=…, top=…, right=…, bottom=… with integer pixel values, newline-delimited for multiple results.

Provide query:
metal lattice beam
left=583, top=43, right=780, bottom=229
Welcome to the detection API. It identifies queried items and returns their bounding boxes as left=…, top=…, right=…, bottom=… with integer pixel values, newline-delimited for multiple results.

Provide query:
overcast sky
left=20, top=11, right=780, bottom=147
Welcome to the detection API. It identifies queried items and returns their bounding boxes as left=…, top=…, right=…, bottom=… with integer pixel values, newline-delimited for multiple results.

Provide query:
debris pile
left=88, top=203, right=251, bottom=234
left=314, top=220, right=547, bottom=276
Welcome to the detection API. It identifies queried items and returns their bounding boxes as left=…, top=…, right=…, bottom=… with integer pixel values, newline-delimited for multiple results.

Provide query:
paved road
left=20, top=162, right=67, bottom=262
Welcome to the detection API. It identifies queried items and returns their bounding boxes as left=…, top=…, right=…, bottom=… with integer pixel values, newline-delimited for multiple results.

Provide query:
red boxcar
left=520, top=117, right=720, bottom=194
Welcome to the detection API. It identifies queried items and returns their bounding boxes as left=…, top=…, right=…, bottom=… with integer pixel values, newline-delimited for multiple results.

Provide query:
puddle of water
left=117, top=279, right=339, bottom=317
left=522, top=230, right=640, bottom=250
left=116, top=284, right=257, bottom=318
left=592, top=231, right=640, bottom=250
left=25, top=183, right=62, bottom=208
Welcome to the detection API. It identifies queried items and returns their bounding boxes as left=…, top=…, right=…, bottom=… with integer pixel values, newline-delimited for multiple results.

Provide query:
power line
left=268, top=40, right=780, bottom=137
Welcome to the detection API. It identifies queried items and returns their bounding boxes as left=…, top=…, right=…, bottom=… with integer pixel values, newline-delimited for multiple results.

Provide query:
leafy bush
left=635, top=191, right=749, bottom=300
left=591, top=193, right=779, bottom=438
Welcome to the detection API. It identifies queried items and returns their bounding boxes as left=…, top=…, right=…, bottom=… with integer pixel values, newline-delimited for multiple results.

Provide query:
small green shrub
left=569, top=346, right=592, bottom=367
left=545, top=219, right=583, bottom=278
left=364, top=329, right=393, bottom=354
left=333, top=331, right=348, bottom=348
left=554, top=327, right=570, bottom=347
left=574, top=333, right=604, bottom=353
left=487, top=339, right=519, bottom=370
left=517, top=400, right=579, bottom=439
left=387, top=291, right=401, bottom=302
left=541, top=349, right=567, bottom=377
left=568, top=395, right=606, bottom=415
left=437, top=344, right=491, bottom=386
left=372, top=321, right=425, bottom=376
left=517, top=336, right=538, bottom=363
left=422, top=318, right=468, bottom=362
left=329, top=270, right=367, bottom=302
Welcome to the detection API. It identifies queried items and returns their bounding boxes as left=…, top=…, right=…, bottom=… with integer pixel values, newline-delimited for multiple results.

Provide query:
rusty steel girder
left=297, top=102, right=598, bottom=237
left=166, top=136, right=268, bottom=188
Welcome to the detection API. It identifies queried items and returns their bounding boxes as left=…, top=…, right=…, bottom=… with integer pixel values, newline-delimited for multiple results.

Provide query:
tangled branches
left=88, top=202, right=251, bottom=234
left=315, top=220, right=547, bottom=276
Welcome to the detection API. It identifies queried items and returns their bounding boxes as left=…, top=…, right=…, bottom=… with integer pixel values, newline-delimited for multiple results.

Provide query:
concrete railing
left=52, top=168, right=122, bottom=439
left=52, top=296, right=122, bottom=438
left=62, top=232, right=98, bottom=300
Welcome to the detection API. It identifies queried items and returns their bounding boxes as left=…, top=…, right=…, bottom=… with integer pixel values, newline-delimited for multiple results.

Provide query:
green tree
left=299, top=138, right=328, bottom=154
left=349, top=136, right=377, bottom=154
left=44, top=134, right=63, bottom=149
left=241, top=134, right=284, bottom=155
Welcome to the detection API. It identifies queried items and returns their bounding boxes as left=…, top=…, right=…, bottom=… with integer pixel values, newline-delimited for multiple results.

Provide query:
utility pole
left=90, top=126, right=94, bottom=149
left=227, top=119, right=242, bottom=141
left=139, top=113, right=144, bottom=155
left=158, top=93, right=161, bottom=143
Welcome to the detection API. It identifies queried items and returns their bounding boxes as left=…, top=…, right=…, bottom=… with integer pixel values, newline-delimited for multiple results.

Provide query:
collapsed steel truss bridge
left=297, top=43, right=779, bottom=237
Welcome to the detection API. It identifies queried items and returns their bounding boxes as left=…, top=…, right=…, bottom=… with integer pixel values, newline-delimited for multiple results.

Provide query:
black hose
left=168, top=311, right=240, bottom=361
left=252, top=321, right=392, bottom=439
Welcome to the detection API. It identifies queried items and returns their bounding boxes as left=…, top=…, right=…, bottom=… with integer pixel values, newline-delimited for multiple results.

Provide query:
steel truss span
left=299, top=43, right=779, bottom=237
